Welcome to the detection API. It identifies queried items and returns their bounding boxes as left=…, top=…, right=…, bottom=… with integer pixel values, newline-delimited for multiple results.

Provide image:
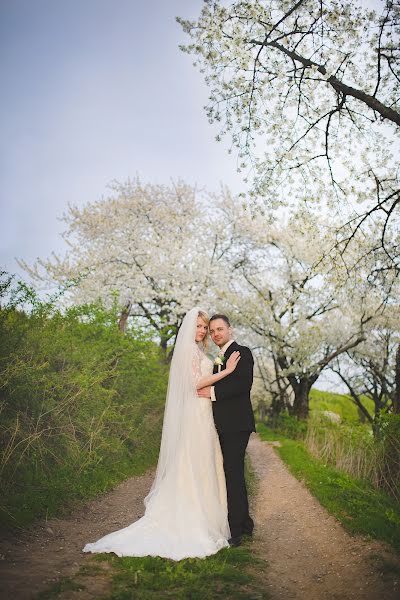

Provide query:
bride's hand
left=226, top=351, right=241, bottom=373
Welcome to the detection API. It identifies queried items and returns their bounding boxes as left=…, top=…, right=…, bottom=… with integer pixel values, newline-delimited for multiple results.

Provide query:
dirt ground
left=0, top=433, right=399, bottom=600
left=0, top=469, right=155, bottom=600
left=247, top=435, right=400, bottom=600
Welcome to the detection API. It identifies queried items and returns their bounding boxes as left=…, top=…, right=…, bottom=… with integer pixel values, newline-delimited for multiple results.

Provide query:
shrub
left=264, top=413, right=307, bottom=440
left=0, top=276, right=168, bottom=529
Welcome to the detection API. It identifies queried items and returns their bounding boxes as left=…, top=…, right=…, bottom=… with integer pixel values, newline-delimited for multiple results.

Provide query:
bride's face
left=195, top=317, right=208, bottom=343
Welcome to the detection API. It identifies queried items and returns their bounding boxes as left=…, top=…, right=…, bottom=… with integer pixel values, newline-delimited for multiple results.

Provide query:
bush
left=264, top=413, right=307, bottom=440
left=0, top=275, right=168, bottom=530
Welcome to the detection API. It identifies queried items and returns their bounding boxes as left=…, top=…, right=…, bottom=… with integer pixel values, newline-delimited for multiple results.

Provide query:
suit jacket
left=212, top=341, right=256, bottom=433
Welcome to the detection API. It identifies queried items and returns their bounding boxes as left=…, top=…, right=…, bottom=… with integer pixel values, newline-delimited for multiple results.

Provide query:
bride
left=83, top=307, right=241, bottom=560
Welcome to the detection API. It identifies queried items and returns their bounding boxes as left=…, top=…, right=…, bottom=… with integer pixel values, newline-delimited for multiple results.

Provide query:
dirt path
left=0, top=469, right=155, bottom=600
left=0, top=434, right=399, bottom=599
left=247, top=435, right=400, bottom=600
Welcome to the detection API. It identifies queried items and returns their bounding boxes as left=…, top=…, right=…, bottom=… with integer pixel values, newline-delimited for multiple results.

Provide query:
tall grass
left=306, top=419, right=374, bottom=480
left=263, top=389, right=400, bottom=502
left=0, top=280, right=168, bottom=530
left=305, top=414, right=400, bottom=501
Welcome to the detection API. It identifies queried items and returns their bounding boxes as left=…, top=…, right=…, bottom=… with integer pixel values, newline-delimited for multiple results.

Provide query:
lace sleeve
left=192, top=346, right=202, bottom=386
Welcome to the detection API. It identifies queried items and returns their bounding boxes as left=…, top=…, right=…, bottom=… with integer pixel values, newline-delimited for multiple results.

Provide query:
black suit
left=212, top=341, right=255, bottom=538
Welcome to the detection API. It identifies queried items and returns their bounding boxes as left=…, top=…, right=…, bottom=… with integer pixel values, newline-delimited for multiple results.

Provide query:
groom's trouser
left=217, top=430, right=254, bottom=539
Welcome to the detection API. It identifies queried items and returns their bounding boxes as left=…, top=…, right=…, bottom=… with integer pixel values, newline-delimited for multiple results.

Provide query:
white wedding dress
left=83, top=308, right=230, bottom=561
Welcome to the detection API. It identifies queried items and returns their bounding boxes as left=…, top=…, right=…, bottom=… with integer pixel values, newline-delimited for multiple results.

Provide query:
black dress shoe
left=228, top=536, right=242, bottom=547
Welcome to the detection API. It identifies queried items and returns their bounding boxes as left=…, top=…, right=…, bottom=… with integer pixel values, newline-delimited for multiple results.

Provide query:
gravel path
left=0, top=434, right=399, bottom=599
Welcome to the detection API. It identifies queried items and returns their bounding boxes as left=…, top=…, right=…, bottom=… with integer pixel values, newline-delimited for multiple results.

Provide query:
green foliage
left=309, top=388, right=374, bottom=423
left=305, top=411, right=399, bottom=501
left=262, top=388, right=375, bottom=442
left=257, top=423, right=400, bottom=552
left=263, top=413, right=307, bottom=440
left=0, top=275, right=168, bottom=530
left=306, top=414, right=373, bottom=462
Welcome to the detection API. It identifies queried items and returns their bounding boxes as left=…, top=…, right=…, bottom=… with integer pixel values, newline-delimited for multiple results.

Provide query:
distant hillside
left=310, top=389, right=374, bottom=424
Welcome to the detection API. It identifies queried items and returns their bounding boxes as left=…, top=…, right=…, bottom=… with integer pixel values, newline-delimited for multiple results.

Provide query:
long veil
left=144, top=306, right=200, bottom=509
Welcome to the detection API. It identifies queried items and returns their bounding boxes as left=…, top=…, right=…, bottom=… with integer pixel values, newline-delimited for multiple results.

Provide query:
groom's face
left=209, top=318, right=232, bottom=348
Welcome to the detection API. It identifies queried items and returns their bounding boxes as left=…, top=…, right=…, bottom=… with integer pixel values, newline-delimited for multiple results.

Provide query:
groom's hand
left=197, top=386, right=211, bottom=399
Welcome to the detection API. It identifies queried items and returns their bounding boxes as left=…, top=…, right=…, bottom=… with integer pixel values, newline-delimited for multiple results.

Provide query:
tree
left=330, top=312, right=400, bottom=431
left=18, top=179, right=240, bottom=357
left=220, top=209, right=380, bottom=418
left=178, top=0, right=400, bottom=274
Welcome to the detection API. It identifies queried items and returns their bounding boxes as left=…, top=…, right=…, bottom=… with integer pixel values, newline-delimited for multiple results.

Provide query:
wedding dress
left=83, top=307, right=230, bottom=560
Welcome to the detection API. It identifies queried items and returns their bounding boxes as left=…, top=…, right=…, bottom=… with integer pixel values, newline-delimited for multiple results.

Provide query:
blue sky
left=0, top=0, right=245, bottom=276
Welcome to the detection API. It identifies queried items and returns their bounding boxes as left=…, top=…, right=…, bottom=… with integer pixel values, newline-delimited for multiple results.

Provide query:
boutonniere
left=214, top=355, right=226, bottom=366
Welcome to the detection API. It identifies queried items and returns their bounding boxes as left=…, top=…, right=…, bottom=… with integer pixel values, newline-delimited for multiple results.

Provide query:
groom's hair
left=209, top=314, right=231, bottom=327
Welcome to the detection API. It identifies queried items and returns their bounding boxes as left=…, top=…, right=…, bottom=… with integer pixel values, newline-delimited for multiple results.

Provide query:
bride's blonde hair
left=198, top=310, right=210, bottom=351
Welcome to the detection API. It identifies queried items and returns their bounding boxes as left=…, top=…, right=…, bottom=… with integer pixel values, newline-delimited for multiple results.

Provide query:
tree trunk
left=357, top=406, right=367, bottom=423
left=160, top=336, right=169, bottom=362
left=270, top=389, right=288, bottom=417
left=258, top=399, right=267, bottom=421
left=292, top=378, right=312, bottom=419
left=118, top=300, right=132, bottom=333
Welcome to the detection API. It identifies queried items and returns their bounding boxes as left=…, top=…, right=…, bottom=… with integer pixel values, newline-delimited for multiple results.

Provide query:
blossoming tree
left=219, top=208, right=390, bottom=418
left=178, top=0, right=400, bottom=275
left=19, top=179, right=241, bottom=356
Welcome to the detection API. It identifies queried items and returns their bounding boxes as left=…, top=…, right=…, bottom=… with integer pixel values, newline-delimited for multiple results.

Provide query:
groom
left=197, top=314, right=255, bottom=546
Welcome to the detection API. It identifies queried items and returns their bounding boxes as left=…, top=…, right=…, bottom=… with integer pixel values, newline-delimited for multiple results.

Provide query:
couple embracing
left=83, top=308, right=255, bottom=561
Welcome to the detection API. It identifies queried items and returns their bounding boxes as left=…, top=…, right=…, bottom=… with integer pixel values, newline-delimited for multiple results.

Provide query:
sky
left=0, top=0, right=245, bottom=278
left=1, top=0, right=384, bottom=394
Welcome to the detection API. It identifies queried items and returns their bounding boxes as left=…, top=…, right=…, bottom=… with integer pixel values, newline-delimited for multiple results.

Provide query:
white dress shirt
left=210, top=340, right=235, bottom=402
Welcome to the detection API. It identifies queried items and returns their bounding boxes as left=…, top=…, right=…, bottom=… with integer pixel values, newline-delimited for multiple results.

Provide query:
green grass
left=310, top=388, right=375, bottom=423
left=2, top=441, right=162, bottom=532
left=257, top=422, right=400, bottom=553
left=87, top=545, right=269, bottom=600
left=41, top=549, right=269, bottom=600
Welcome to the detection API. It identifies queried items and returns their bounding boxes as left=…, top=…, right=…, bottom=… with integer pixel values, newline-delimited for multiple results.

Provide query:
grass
left=2, top=444, right=161, bottom=532
left=257, top=422, right=400, bottom=553
left=309, top=388, right=375, bottom=423
left=86, top=546, right=269, bottom=600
